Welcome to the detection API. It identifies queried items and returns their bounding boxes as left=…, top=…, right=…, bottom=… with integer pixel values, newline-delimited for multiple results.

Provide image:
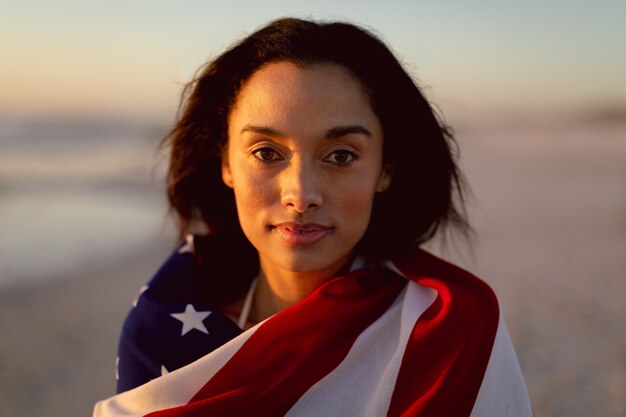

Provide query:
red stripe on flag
left=147, top=266, right=406, bottom=417
left=387, top=250, right=499, bottom=417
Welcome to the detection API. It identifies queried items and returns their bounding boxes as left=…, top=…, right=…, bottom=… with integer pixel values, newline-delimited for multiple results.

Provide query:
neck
left=250, top=254, right=353, bottom=323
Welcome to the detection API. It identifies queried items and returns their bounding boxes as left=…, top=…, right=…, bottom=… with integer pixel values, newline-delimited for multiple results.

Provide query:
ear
left=221, top=152, right=234, bottom=189
left=376, top=164, right=393, bottom=192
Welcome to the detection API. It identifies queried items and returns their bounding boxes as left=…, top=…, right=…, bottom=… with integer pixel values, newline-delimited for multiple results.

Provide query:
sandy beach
left=0, top=119, right=624, bottom=416
left=0, top=239, right=173, bottom=416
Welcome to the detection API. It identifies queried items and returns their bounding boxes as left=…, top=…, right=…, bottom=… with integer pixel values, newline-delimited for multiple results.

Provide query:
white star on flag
left=170, top=304, right=212, bottom=336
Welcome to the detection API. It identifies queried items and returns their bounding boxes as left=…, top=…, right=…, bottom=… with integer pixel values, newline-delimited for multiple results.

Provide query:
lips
left=272, top=222, right=332, bottom=245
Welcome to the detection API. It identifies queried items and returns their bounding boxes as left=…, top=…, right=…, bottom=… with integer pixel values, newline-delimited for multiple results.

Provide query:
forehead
left=228, top=62, right=377, bottom=132
left=240, top=61, right=364, bottom=95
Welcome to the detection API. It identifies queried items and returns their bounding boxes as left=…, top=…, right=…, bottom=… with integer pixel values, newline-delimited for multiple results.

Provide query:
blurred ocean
left=0, top=118, right=174, bottom=286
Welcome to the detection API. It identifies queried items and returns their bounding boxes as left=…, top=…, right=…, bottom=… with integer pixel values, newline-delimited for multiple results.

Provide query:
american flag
left=115, top=240, right=246, bottom=394
left=95, top=249, right=532, bottom=417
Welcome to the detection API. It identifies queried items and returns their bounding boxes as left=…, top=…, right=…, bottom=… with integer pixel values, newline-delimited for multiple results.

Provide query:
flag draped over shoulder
left=94, top=249, right=532, bottom=417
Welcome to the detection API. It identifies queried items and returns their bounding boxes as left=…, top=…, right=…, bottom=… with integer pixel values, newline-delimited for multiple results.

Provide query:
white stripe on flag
left=470, top=313, right=533, bottom=417
left=94, top=323, right=262, bottom=416
left=285, top=281, right=438, bottom=417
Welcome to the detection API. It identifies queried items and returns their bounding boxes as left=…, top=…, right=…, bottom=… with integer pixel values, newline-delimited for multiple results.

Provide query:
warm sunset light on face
left=223, top=62, right=389, bottom=275
left=1, top=1, right=625, bottom=122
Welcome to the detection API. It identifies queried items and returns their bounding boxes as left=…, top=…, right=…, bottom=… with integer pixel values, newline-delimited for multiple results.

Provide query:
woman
left=95, top=17, right=531, bottom=416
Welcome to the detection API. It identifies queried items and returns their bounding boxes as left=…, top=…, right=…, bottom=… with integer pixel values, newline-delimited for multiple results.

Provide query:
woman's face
left=222, top=62, right=391, bottom=275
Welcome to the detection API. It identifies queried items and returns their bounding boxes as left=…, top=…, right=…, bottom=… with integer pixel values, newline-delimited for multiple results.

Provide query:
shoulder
left=389, top=248, right=498, bottom=312
left=139, top=233, right=258, bottom=305
left=116, top=239, right=244, bottom=392
left=121, top=233, right=255, bottom=334
left=393, top=250, right=532, bottom=414
left=120, top=241, right=215, bottom=354
left=140, top=242, right=200, bottom=304
left=387, top=248, right=501, bottom=379
left=386, top=249, right=532, bottom=415
left=470, top=317, right=533, bottom=416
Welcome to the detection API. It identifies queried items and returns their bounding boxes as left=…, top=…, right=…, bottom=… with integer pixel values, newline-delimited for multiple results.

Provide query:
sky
left=1, top=0, right=625, bottom=123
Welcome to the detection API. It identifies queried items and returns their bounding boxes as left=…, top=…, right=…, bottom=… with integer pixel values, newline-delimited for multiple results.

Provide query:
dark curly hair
left=163, top=17, right=471, bottom=302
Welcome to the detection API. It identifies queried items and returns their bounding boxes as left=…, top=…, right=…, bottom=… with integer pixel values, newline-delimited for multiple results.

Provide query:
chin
left=274, top=249, right=350, bottom=275
left=276, top=257, right=325, bottom=273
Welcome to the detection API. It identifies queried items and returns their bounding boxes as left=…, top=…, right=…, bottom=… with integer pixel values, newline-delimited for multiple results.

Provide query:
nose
left=279, top=157, right=323, bottom=213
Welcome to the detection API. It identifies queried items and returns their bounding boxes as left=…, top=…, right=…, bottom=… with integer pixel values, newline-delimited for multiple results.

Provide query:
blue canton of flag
left=115, top=249, right=243, bottom=393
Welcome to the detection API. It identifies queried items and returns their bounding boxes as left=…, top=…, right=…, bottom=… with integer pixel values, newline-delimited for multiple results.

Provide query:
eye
left=252, top=147, right=283, bottom=162
left=323, top=149, right=359, bottom=166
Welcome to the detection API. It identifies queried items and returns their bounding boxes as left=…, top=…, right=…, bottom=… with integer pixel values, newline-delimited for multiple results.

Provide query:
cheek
left=334, top=183, right=377, bottom=227
left=232, top=171, right=276, bottom=221
left=342, top=169, right=380, bottom=207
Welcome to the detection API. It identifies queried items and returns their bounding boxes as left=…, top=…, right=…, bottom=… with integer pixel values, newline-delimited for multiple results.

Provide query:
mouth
left=271, top=222, right=332, bottom=246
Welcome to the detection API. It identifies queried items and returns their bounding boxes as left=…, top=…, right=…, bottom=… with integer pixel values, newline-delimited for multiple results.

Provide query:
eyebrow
left=240, top=125, right=285, bottom=137
left=325, top=125, right=372, bottom=139
left=240, top=124, right=372, bottom=139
